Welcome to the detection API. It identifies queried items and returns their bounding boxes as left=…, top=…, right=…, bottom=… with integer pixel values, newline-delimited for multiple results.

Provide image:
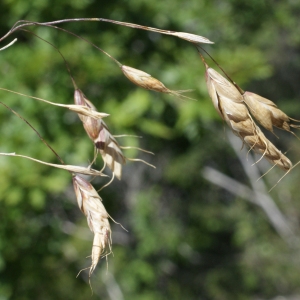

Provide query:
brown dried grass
left=243, top=91, right=300, bottom=134
left=74, top=89, right=126, bottom=180
left=204, top=61, right=292, bottom=171
left=73, top=175, right=112, bottom=277
left=121, top=65, right=194, bottom=100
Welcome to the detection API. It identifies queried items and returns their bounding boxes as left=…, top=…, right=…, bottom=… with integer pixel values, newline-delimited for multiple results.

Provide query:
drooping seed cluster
left=203, top=58, right=297, bottom=171
left=74, top=89, right=126, bottom=180
left=72, top=175, right=111, bottom=276
left=1, top=18, right=299, bottom=282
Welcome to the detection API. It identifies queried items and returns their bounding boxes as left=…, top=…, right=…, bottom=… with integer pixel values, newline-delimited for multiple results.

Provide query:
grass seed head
left=121, top=65, right=193, bottom=99
left=74, top=89, right=88, bottom=122
left=121, top=65, right=170, bottom=93
left=205, top=66, right=293, bottom=171
left=94, top=120, right=126, bottom=180
left=82, top=107, right=102, bottom=141
left=74, top=89, right=102, bottom=139
left=243, top=91, right=297, bottom=133
left=170, top=32, right=214, bottom=44
left=72, top=175, right=112, bottom=275
left=244, top=127, right=293, bottom=171
left=74, top=89, right=126, bottom=178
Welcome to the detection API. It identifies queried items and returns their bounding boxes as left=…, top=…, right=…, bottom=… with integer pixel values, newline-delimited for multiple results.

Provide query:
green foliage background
left=1, top=1, right=300, bottom=299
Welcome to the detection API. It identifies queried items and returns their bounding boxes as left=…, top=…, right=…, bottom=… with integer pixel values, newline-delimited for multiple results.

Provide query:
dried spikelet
left=99, top=19, right=214, bottom=44
left=74, top=89, right=101, bottom=126
left=244, top=127, right=292, bottom=170
left=167, top=32, right=214, bottom=44
left=94, top=121, right=126, bottom=180
left=0, top=87, right=109, bottom=119
left=0, top=152, right=108, bottom=176
left=74, top=89, right=126, bottom=179
left=67, top=104, right=109, bottom=119
left=243, top=91, right=300, bottom=133
left=73, top=175, right=112, bottom=276
left=205, top=65, right=292, bottom=171
left=121, top=65, right=193, bottom=100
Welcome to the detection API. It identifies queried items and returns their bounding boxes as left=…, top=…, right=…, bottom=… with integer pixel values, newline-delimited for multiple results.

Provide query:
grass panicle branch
left=0, top=100, right=65, bottom=165
left=0, top=38, right=17, bottom=51
left=0, top=153, right=107, bottom=177
left=0, top=88, right=109, bottom=119
left=0, top=18, right=213, bottom=45
left=2, top=20, right=194, bottom=102
left=1, top=17, right=299, bottom=284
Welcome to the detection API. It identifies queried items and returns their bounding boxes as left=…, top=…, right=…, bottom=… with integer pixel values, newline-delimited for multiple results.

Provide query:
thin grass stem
left=0, top=101, right=65, bottom=165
